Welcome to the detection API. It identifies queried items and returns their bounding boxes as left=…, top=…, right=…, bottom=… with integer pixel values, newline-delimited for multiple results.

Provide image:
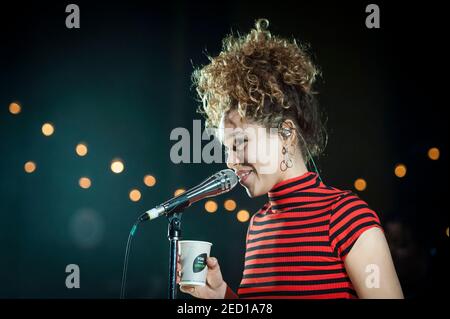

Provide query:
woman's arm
left=344, top=227, right=404, bottom=298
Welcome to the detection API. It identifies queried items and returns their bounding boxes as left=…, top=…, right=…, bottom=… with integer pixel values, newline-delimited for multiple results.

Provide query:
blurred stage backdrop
left=0, top=0, right=447, bottom=298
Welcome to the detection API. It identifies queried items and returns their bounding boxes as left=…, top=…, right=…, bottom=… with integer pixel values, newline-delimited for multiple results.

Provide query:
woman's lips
left=238, top=170, right=253, bottom=185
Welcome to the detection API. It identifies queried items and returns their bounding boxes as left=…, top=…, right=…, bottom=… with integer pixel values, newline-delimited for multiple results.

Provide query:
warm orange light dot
left=224, top=199, right=237, bottom=211
left=76, top=143, right=88, bottom=156
left=9, top=102, right=21, bottom=114
left=354, top=178, right=367, bottom=191
left=394, top=164, right=407, bottom=178
left=111, top=159, right=124, bottom=174
left=24, top=161, right=36, bottom=173
left=237, top=210, right=250, bottom=223
left=446, top=227, right=449, bottom=238
left=41, top=123, right=55, bottom=136
left=205, top=200, right=218, bottom=213
left=79, top=177, right=91, bottom=189
left=129, top=189, right=141, bottom=202
left=144, top=175, right=156, bottom=187
left=428, top=147, right=440, bottom=161
left=174, top=188, right=185, bottom=196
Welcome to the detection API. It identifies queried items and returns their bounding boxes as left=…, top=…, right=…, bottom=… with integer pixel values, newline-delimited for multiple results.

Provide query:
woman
left=177, top=19, right=403, bottom=299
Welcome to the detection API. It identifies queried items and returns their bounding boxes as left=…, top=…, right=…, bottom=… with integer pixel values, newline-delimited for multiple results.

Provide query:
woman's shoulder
left=328, top=188, right=374, bottom=213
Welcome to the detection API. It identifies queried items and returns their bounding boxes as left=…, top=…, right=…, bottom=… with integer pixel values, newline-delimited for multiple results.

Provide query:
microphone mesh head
left=218, top=169, right=238, bottom=191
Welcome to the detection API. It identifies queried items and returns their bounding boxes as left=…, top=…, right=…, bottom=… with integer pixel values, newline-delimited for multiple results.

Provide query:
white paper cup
left=178, top=240, right=212, bottom=287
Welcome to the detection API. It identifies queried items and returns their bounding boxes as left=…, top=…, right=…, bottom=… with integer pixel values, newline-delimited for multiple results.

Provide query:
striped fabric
left=236, top=171, right=382, bottom=299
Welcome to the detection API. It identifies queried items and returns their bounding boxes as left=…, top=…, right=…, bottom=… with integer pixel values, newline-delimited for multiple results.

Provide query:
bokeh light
left=205, top=200, right=218, bottom=213
left=129, top=189, right=141, bottom=202
left=428, top=147, right=440, bottom=160
left=41, top=123, right=54, bottom=136
left=79, top=177, right=91, bottom=189
left=9, top=102, right=21, bottom=114
left=237, top=209, right=250, bottom=222
left=144, top=175, right=156, bottom=187
left=174, top=188, right=185, bottom=196
left=354, top=178, right=367, bottom=191
left=76, top=143, right=88, bottom=157
left=24, top=161, right=36, bottom=173
left=111, top=159, right=124, bottom=174
left=224, top=199, right=237, bottom=211
left=394, top=164, right=407, bottom=178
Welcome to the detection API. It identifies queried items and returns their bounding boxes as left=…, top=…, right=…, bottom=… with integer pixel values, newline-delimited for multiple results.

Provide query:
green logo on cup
left=192, top=253, right=207, bottom=273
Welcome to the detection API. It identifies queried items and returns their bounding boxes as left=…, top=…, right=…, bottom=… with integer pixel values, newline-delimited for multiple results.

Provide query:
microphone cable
left=120, top=220, right=140, bottom=299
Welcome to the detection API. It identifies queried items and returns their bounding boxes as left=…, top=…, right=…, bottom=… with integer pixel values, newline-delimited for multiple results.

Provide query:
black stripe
left=271, top=201, right=333, bottom=212
left=238, top=287, right=357, bottom=298
left=244, top=260, right=343, bottom=269
left=239, top=276, right=350, bottom=289
left=252, top=210, right=331, bottom=226
left=269, top=188, right=342, bottom=203
left=249, top=220, right=328, bottom=235
left=247, top=231, right=328, bottom=244
left=246, top=241, right=330, bottom=252
left=330, top=213, right=379, bottom=242
left=330, top=204, right=370, bottom=228
left=271, top=193, right=336, bottom=207
left=243, top=268, right=345, bottom=279
left=270, top=173, right=317, bottom=193
left=245, top=251, right=335, bottom=261
left=332, top=193, right=358, bottom=211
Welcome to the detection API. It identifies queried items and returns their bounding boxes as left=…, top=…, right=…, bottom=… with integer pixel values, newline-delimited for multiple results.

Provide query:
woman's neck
left=280, top=159, right=309, bottom=182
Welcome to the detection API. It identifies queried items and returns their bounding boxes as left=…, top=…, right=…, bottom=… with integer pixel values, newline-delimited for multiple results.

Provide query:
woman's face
left=220, top=110, right=285, bottom=198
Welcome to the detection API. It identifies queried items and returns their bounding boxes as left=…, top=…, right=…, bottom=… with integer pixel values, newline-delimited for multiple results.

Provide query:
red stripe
left=247, top=225, right=329, bottom=241
left=245, top=245, right=332, bottom=258
left=238, top=282, right=352, bottom=294
left=244, top=255, right=336, bottom=266
left=241, top=292, right=356, bottom=299
left=250, top=215, right=329, bottom=231
left=246, top=236, right=328, bottom=249
left=243, top=264, right=345, bottom=275
left=253, top=209, right=331, bottom=221
left=241, top=273, right=349, bottom=284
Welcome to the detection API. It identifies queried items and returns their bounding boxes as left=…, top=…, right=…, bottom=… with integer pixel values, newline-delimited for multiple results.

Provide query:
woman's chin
left=244, top=186, right=264, bottom=198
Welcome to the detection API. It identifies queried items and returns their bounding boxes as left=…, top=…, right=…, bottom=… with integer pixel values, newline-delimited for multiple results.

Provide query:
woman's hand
left=177, top=256, right=227, bottom=299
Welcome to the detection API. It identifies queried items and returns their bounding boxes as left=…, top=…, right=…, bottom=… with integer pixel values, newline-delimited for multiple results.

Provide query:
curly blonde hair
left=192, top=19, right=327, bottom=161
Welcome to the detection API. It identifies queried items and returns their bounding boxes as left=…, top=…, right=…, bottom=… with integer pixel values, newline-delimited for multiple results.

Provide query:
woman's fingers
left=176, top=261, right=182, bottom=282
left=179, top=285, right=195, bottom=294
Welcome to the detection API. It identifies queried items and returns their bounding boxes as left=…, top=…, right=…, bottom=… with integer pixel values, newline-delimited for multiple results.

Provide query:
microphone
left=138, top=169, right=238, bottom=222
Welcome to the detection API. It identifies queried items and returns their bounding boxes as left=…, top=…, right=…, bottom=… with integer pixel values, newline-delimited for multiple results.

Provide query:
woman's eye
left=234, top=138, right=248, bottom=150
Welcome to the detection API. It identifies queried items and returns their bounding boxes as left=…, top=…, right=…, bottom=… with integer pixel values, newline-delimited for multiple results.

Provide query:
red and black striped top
left=232, top=171, right=382, bottom=299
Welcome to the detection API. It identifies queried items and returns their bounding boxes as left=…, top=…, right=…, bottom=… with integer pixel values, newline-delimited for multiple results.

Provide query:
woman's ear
left=279, top=120, right=297, bottom=146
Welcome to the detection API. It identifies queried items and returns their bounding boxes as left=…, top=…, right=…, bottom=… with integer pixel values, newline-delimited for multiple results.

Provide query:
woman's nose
left=226, top=150, right=242, bottom=169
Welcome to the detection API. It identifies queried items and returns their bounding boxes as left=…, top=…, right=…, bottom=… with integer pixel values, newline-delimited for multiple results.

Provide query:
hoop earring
left=280, top=146, right=293, bottom=172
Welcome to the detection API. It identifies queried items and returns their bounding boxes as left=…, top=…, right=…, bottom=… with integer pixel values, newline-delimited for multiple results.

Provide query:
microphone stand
left=167, top=211, right=183, bottom=299
left=163, top=175, right=231, bottom=299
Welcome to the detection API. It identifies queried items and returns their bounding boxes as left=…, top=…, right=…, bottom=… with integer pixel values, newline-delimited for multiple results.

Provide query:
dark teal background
left=0, top=0, right=447, bottom=298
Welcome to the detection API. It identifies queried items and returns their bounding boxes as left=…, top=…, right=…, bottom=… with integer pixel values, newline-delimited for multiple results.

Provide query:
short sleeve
left=329, top=193, right=382, bottom=260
